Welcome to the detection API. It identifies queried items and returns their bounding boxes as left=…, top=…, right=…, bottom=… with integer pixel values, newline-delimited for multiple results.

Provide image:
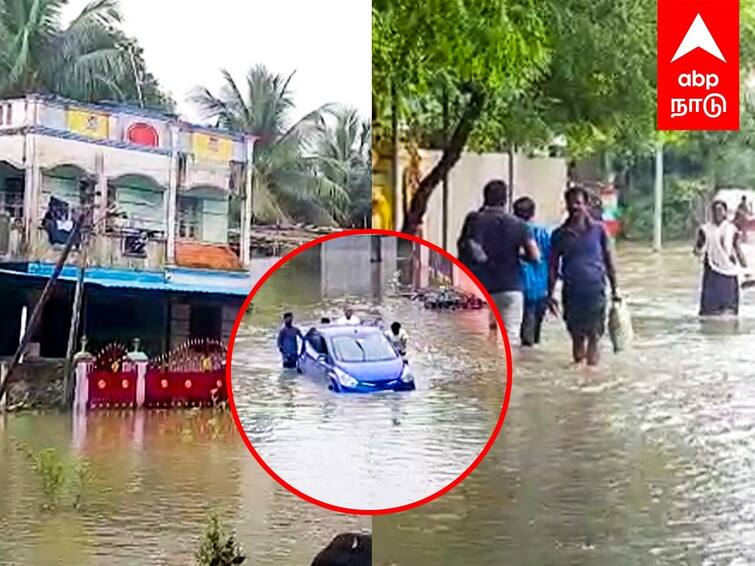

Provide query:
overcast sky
left=64, top=0, right=371, bottom=124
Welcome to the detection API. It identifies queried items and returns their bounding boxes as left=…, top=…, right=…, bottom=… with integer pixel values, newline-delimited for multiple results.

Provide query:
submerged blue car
left=297, top=325, right=415, bottom=393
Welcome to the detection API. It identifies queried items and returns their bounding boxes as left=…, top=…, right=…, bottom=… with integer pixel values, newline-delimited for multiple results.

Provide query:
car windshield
left=330, top=333, right=397, bottom=362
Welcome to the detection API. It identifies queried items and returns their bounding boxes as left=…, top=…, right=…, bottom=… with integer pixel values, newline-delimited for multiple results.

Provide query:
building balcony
left=30, top=227, right=167, bottom=271
left=0, top=94, right=256, bottom=274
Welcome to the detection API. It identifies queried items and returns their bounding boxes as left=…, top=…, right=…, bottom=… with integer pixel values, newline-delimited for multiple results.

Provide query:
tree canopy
left=373, top=0, right=755, bottom=233
left=0, top=0, right=172, bottom=109
left=374, top=0, right=552, bottom=233
left=193, top=66, right=370, bottom=227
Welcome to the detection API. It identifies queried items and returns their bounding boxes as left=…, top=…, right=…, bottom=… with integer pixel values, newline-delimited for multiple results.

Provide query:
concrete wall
left=35, top=135, right=172, bottom=186
left=0, top=136, right=23, bottom=168
left=320, top=235, right=397, bottom=299
left=394, top=149, right=568, bottom=257
left=0, top=359, right=65, bottom=410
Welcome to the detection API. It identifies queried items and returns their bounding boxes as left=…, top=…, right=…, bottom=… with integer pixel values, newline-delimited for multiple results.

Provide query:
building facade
left=0, top=94, right=258, bottom=358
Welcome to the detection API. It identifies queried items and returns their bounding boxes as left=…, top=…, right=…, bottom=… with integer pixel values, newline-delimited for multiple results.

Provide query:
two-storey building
left=0, top=94, right=261, bottom=357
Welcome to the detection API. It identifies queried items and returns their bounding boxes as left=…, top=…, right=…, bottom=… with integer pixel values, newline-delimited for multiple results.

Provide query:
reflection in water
left=0, top=410, right=368, bottom=565
left=374, top=245, right=755, bottom=565
left=232, top=236, right=507, bottom=509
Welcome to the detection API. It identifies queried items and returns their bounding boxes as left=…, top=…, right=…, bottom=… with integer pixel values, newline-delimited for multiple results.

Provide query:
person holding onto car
left=302, top=326, right=328, bottom=357
left=277, top=312, right=302, bottom=369
left=385, top=322, right=408, bottom=360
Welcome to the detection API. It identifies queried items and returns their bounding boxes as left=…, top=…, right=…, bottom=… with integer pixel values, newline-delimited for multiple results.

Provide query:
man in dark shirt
left=303, top=326, right=328, bottom=357
left=458, top=180, right=540, bottom=337
left=277, top=312, right=302, bottom=369
left=548, top=186, right=619, bottom=366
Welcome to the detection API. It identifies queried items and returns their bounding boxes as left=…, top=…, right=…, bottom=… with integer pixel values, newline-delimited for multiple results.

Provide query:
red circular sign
left=225, top=228, right=513, bottom=515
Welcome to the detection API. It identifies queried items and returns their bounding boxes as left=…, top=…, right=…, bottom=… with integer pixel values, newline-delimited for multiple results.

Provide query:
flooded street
left=0, top=410, right=368, bottom=565
left=231, top=237, right=507, bottom=510
left=374, top=244, right=755, bottom=565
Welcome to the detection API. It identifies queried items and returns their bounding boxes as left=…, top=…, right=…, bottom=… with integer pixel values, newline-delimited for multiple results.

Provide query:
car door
left=300, top=337, right=329, bottom=385
left=313, top=339, right=333, bottom=386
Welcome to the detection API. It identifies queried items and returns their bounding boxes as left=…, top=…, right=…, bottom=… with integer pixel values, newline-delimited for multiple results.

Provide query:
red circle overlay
left=225, top=228, right=513, bottom=515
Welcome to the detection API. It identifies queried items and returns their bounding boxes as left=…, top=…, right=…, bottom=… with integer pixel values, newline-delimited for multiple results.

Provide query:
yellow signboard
left=192, top=132, right=233, bottom=163
left=66, top=109, right=109, bottom=139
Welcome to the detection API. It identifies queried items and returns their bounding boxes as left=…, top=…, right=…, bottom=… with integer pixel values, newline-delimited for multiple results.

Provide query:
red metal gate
left=83, top=340, right=227, bottom=410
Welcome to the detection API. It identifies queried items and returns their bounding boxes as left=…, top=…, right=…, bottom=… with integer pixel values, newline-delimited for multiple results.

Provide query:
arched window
left=126, top=123, right=159, bottom=147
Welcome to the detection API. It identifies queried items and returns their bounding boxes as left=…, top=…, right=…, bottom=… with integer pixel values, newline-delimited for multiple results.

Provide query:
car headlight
left=332, top=368, right=358, bottom=388
left=400, top=365, right=414, bottom=383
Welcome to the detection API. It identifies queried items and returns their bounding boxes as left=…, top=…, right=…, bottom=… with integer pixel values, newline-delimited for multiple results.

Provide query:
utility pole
left=441, top=88, right=449, bottom=250
left=241, top=137, right=255, bottom=268
left=507, top=144, right=515, bottom=213
left=62, top=177, right=95, bottom=407
left=653, top=139, right=664, bottom=252
left=391, top=83, right=401, bottom=226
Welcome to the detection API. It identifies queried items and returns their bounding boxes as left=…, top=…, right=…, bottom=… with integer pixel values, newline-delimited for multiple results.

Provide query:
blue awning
left=0, top=263, right=257, bottom=297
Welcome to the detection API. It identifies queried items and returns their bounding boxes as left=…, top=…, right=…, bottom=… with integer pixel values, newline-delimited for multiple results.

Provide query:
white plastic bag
left=608, top=298, right=634, bottom=353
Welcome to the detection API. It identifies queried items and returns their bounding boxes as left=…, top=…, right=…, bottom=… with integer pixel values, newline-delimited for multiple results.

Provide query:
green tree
left=374, top=0, right=666, bottom=233
left=373, top=0, right=550, bottom=234
left=314, top=107, right=372, bottom=227
left=192, top=66, right=350, bottom=225
left=0, top=0, right=171, bottom=108
left=195, top=514, right=245, bottom=566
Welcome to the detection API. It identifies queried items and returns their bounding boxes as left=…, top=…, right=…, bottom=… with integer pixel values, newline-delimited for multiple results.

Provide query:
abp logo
left=657, top=0, right=739, bottom=131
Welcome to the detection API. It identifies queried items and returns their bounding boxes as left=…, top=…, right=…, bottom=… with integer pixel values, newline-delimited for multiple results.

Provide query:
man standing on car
left=458, top=179, right=540, bottom=338
left=548, top=186, right=620, bottom=367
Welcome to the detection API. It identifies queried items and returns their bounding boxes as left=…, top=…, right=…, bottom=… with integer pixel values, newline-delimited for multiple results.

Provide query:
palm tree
left=313, top=107, right=372, bottom=227
left=0, top=0, right=170, bottom=107
left=191, top=65, right=350, bottom=225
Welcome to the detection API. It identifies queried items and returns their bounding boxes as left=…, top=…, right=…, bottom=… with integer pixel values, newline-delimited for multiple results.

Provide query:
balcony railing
left=32, top=226, right=166, bottom=271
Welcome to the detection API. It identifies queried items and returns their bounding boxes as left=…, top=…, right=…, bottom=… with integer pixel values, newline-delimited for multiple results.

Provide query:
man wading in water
left=548, top=186, right=620, bottom=366
left=513, top=196, right=552, bottom=347
left=458, top=180, right=540, bottom=338
left=277, top=312, right=302, bottom=368
left=695, top=200, right=748, bottom=316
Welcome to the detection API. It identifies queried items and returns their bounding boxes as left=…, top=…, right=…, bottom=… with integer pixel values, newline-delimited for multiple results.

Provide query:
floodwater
left=0, top=410, right=368, bottom=565
left=231, top=236, right=507, bottom=510
left=374, top=244, right=755, bottom=565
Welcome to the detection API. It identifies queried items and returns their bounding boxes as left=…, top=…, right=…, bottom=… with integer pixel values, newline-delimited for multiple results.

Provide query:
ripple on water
left=374, top=245, right=755, bottom=565
left=0, top=411, right=369, bottom=565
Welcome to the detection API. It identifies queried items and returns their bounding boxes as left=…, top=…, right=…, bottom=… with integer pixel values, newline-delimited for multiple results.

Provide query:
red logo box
left=657, top=0, right=740, bottom=131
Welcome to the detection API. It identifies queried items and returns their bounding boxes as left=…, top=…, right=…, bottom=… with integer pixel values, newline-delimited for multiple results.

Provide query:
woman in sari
left=694, top=200, right=748, bottom=315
